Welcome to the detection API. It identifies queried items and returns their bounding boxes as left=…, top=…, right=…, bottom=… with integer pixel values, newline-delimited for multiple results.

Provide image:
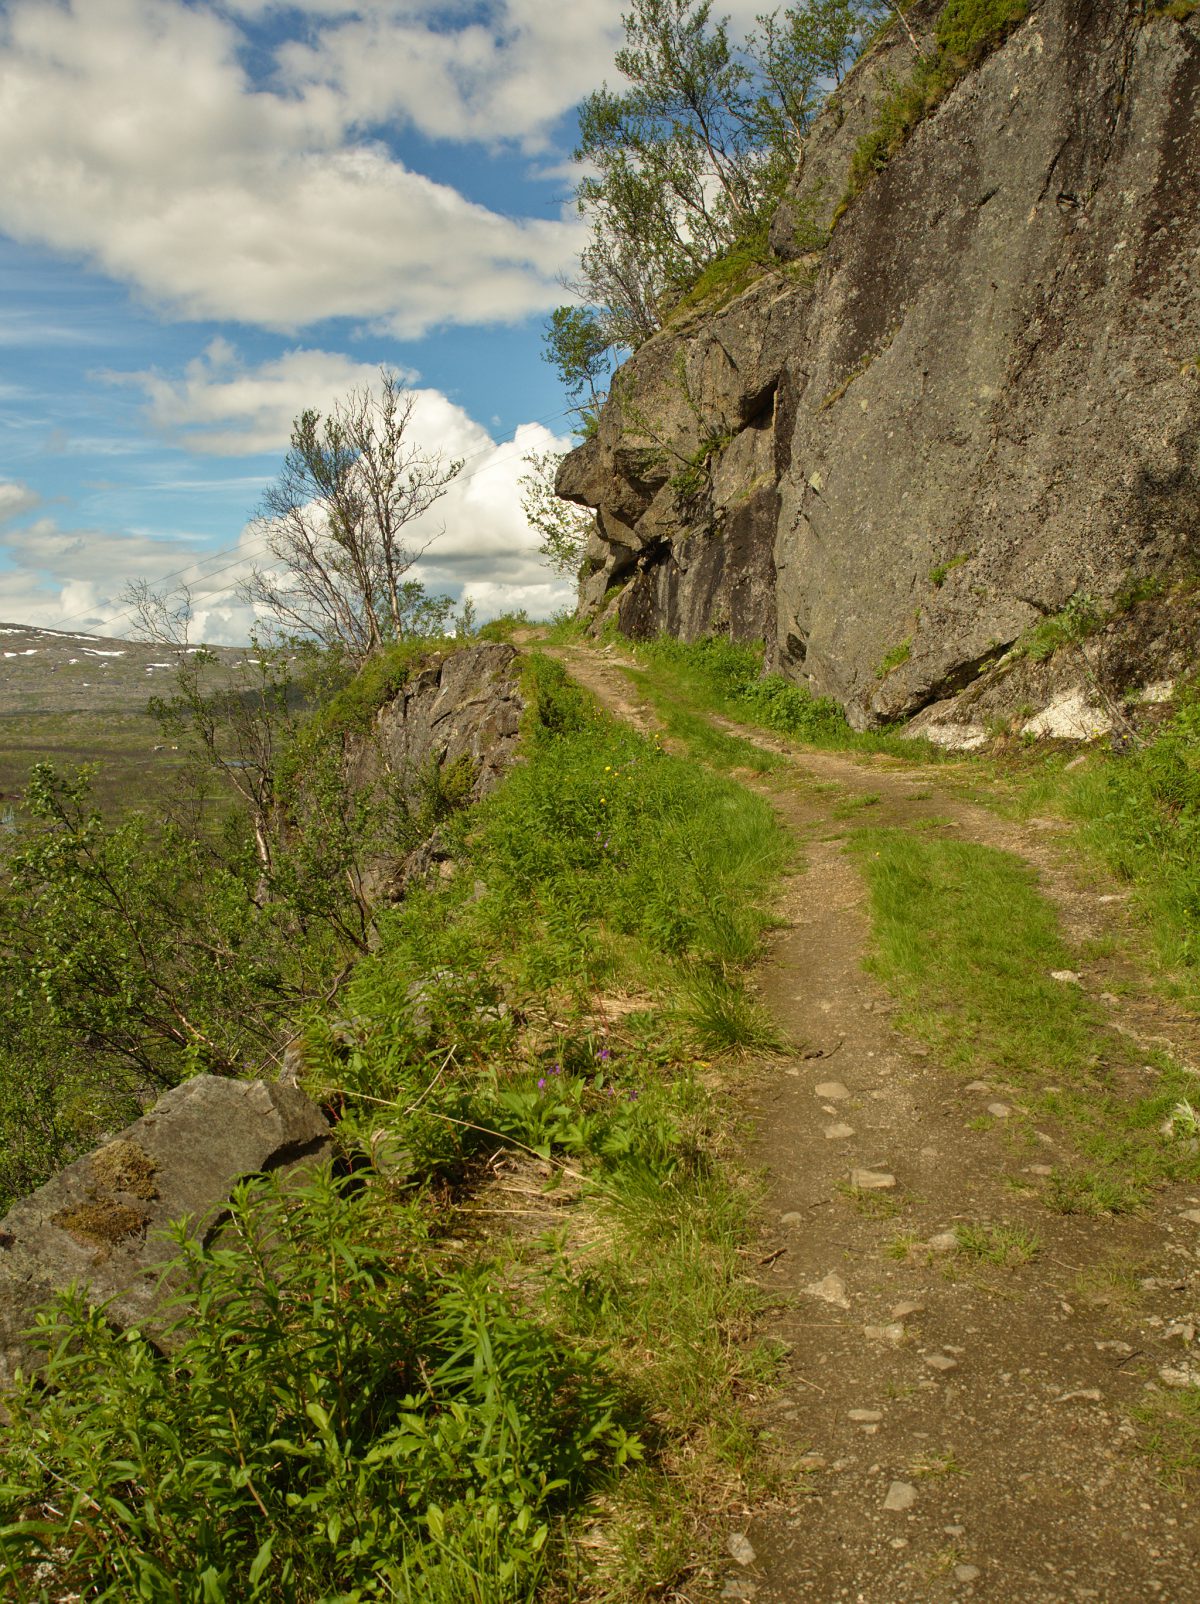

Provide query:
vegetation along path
left=549, top=639, right=1200, bottom=1603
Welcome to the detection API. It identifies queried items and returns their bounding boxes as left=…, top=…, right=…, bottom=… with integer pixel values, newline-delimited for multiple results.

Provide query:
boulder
left=0, top=1076, right=330, bottom=1387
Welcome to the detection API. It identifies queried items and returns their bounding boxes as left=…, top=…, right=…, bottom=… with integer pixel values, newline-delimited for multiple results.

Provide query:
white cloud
left=0, top=0, right=582, bottom=336
left=0, top=417, right=578, bottom=640
left=108, top=341, right=505, bottom=467
left=0, top=479, right=39, bottom=525
left=110, top=341, right=405, bottom=455
left=270, top=0, right=625, bottom=151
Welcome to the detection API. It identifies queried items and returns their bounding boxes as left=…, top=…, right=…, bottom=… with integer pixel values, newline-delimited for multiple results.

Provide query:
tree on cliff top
left=243, top=369, right=463, bottom=666
left=549, top=0, right=886, bottom=376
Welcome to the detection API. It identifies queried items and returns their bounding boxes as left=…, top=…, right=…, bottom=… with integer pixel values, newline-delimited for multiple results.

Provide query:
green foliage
left=876, top=637, right=912, bottom=678
left=0, top=767, right=291, bottom=1081
left=1061, top=680, right=1200, bottom=993
left=1016, top=592, right=1101, bottom=662
left=0, top=646, right=790, bottom=1597
left=543, top=305, right=613, bottom=426
left=565, top=0, right=883, bottom=348
left=518, top=449, right=595, bottom=580
left=631, top=634, right=851, bottom=743
left=839, top=0, right=1029, bottom=215
left=0, top=1169, right=634, bottom=1602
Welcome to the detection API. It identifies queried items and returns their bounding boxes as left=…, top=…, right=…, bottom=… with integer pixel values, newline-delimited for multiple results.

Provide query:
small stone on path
left=1050, top=969, right=1082, bottom=984
left=1180, top=1209, right=1200, bottom=1225
left=954, top=1565, right=981, bottom=1583
left=891, top=1301, right=925, bottom=1321
left=851, top=1168, right=896, bottom=1190
left=804, top=1272, right=851, bottom=1310
left=720, top=1581, right=758, bottom=1600
left=1055, top=1388, right=1102, bottom=1404
left=1159, top=1365, right=1200, bottom=1389
left=964, top=1080, right=990, bottom=1094
left=884, top=1481, right=917, bottom=1512
left=727, top=1533, right=756, bottom=1567
left=779, top=1211, right=805, bottom=1227
left=927, top=1231, right=958, bottom=1253
left=849, top=1408, right=883, bottom=1423
left=816, top=1081, right=849, bottom=1100
left=987, top=1102, right=1011, bottom=1118
left=825, top=1122, right=856, bottom=1139
left=864, top=1322, right=906, bottom=1344
left=925, top=1353, right=959, bottom=1372
left=1025, top=1165, right=1053, bottom=1177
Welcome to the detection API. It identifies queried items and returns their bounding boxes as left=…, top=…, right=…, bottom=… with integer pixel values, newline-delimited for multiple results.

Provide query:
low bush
left=0, top=1169, right=636, bottom=1601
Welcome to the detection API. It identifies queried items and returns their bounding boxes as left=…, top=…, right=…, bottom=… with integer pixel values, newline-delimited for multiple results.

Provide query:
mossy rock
left=90, top=1139, right=159, bottom=1200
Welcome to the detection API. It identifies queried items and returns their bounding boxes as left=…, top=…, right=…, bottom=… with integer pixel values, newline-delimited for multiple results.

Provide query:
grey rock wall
left=561, top=0, right=1200, bottom=727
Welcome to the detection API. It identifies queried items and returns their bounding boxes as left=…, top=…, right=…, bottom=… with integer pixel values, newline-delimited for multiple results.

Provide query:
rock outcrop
left=347, top=639, right=526, bottom=900
left=561, top=0, right=1200, bottom=728
left=0, top=1077, right=330, bottom=1387
left=346, top=640, right=525, bottom=816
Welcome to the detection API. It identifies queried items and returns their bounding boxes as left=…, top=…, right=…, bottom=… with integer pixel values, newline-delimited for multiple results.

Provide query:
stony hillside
left=559, top=0, right=1200, bottom=733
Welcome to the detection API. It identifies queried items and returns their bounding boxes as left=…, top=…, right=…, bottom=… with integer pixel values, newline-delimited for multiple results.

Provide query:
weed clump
left=5, top=1171, right=638, bottom=1599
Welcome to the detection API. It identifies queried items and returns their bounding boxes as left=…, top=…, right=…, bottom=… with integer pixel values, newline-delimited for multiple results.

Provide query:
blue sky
left=0, top=0, right=645, bottom=640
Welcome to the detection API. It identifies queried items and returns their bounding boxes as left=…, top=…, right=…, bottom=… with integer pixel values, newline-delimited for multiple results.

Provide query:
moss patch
left=90, top=1140, right=159, bottom=1200
left=53, top=1200, right=148, bottom=1250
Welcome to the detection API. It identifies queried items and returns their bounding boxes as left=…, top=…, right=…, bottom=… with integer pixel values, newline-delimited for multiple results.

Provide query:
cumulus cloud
left=0, top=414, right=578, bottom=640
left=0, top=479, right=40, bottom=525
left=0, top=0, right=582, bottom=336
left=109, top=340, right=408, bottom=455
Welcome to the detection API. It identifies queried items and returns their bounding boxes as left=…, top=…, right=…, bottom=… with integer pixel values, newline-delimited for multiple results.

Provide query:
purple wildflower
left=537, top=1077, right=546, bottom=1091
left=598, top=1048, right=611, bottom=1062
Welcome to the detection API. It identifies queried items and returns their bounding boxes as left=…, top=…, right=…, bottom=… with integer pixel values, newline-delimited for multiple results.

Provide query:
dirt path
left=547, top=642, right=1200, bottom=1604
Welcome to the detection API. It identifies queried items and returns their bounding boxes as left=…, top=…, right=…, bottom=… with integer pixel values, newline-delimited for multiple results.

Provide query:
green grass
left=624, top=666, right=781, bottom=774
left=1135, top=1384, right=1200, bottom=1487
left=954, top=1220, right=1041, bottom=1266
left=618, top=632, right=938, bottom=760
left=876, top=638, right=912, bottom=679
left=0, top=650, right=793, bottom=1601
left=850, top=827, right=1200, bottom=1212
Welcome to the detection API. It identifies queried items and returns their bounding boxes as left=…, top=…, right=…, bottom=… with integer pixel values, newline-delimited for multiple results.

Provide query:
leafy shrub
left=0, top=1169, right=637, bottom=1602
left=1017, top=592, right=1101, bottom=662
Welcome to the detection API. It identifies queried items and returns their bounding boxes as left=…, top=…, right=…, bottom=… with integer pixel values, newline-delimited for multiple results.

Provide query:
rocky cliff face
left=559, top=0, right=1200, bottom=728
